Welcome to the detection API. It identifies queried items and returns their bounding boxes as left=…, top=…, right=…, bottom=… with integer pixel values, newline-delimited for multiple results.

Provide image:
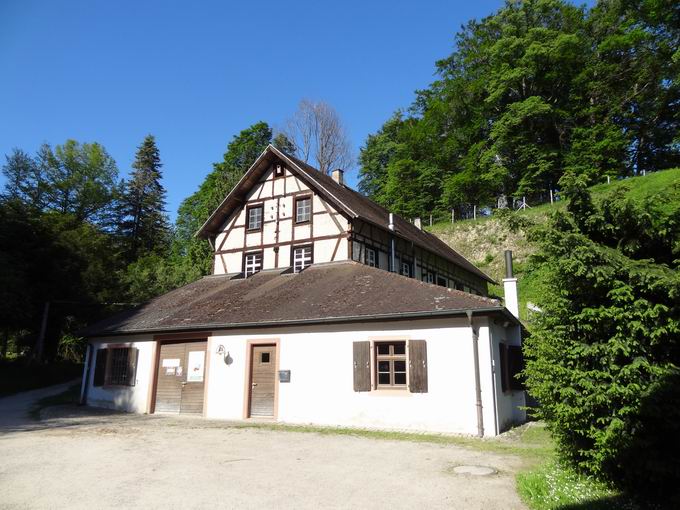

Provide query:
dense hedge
left=523, top=175, right=680, bottom=500
left=0, top=358, right=83, bottom=397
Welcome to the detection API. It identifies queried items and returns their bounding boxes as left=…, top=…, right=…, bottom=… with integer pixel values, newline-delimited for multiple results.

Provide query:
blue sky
left=0, top=0, right=508, bottom=220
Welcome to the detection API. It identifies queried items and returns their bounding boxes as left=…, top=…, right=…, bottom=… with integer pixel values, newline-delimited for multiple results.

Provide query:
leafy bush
left=523, top=175, right=680, bottom=500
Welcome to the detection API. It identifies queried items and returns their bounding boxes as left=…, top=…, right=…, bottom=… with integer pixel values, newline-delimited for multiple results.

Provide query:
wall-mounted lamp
left=216, top=344, right=233, bottom=365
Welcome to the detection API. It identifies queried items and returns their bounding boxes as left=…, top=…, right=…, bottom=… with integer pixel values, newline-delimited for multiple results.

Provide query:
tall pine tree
left=119, top=135, right=170, bottom=261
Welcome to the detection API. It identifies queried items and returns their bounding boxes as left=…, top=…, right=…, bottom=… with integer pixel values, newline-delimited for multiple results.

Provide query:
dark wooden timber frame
left=149, top=332, right=212, bottom=415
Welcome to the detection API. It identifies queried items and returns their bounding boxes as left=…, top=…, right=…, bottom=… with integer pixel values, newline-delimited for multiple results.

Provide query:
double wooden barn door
left=154, top=341, right=207, bottom=414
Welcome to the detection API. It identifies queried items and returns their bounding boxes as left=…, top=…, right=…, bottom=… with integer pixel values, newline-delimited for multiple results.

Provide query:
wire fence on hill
left=418, top=172, right=646, bottom=226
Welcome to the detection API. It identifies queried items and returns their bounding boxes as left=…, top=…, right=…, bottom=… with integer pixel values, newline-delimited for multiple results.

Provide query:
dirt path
left=0, top=406, right=527, bottom=509
left=0, top=380, right=79, bottom=431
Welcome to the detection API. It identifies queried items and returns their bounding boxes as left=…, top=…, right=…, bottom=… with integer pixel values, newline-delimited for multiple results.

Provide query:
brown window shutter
left=93, top=348, right=108, bottom=387
left=353, top=341, right=371, bottom=392
left=499, top=343, right=509, bottom=393
left=508, top=345, right=524, bottom=391
left=126, top=348, right=139, bottom=386
left=408, top=340, right=428, bottom=393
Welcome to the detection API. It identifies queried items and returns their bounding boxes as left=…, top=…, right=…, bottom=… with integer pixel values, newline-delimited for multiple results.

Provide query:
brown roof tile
left=81, top=261, right=508, bottom=337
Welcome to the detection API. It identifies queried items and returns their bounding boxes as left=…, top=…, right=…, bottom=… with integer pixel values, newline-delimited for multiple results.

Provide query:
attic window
left=274, top=163, right=284, bottom=177
left=247, top=205, right=263, bottom=231
left=295, top=196, right=311, bottom=224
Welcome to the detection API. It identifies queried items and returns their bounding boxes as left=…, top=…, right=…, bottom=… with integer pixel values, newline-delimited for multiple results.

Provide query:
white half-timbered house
left=80, top=145, right=525, bottom=436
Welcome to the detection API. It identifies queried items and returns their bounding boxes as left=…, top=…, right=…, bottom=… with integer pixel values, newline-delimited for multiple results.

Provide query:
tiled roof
left=81, top=261, right=510, bottom=337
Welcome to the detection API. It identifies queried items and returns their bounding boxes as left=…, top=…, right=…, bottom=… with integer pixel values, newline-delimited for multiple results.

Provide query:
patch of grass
left=0, top=358, right=83, bottom=397
left=199, top=420, right=553, bottom=464
left=517, top=461, right=649, bottom=510
left=29, top=383, right=81, bottom=421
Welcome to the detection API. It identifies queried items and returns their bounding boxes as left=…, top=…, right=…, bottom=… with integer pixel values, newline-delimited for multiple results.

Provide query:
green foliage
left=117, top=135, right=170, bottom=262
left=172, top=121, right=273, bottom=275
left=523, top=175, right=680, bottom=499
left=359, top=0, right=680, bottom=217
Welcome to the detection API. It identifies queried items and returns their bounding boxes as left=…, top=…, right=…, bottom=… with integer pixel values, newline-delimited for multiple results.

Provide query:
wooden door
left=249, top=344, right=276, bottom=418
left=154, top=341, right=207, bottom=415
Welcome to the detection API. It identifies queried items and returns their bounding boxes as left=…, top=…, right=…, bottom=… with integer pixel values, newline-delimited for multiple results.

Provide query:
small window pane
left=296, top=197, right=311, bottom=223
left=393, top=343, right=405, bottom=355
left=377, top=344, right=389, bottom=355
left=378, top=373, right=390, bottom=385
left=378, top=360, right=389, bottom=372
left=248, top=206, right=263, bottom=230
left=394, top=372, right=407, bottom=385
left=293, top=246, right=312, bottom=273
left=261, top=352, right=270, bottom=363
left=394, top=360, right=406, bottom=372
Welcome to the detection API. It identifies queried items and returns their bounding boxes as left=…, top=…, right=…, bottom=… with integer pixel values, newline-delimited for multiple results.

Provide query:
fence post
left=607, top=175, right=611, bottom=184
left=429, top=214, right=432, bottom=227
left=549, top=189, right=553, bottom=204
left=473, top=205, right=477, bottom=220
left=451, top=209, right=455, bottom=223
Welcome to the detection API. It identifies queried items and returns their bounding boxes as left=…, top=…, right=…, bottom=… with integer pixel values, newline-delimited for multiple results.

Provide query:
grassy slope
left=427, top=168, right=680, bottom=322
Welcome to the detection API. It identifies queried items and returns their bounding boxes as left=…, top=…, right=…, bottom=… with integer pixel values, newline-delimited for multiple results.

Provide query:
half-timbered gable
left=211, top=161, right=349, bottom=276
left=199, top=145, right=493, bottom=295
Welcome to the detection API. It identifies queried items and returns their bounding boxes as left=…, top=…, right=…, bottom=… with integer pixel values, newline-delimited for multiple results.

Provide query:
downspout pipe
left=467, top=310, right=484, bottom=438
left=388, top=213, right=396, bottom=272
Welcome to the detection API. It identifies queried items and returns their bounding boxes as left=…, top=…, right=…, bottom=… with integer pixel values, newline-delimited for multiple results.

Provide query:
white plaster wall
left=85, top=336, right=155, bottom=413
left=490, top=320, right=526, bottom=431
left=205, top=318, right=493, bottom=435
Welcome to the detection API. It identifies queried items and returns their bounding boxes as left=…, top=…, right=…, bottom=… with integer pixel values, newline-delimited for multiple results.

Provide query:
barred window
left=293, top=246, right=312, bottom=273
left=93, top=347, right=138, bottom=387
left=401, top=262, right=411, bottom=277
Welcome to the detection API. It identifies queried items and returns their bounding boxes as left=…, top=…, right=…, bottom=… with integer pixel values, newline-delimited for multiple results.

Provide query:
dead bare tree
left=282, top=99, right=353, bottom=174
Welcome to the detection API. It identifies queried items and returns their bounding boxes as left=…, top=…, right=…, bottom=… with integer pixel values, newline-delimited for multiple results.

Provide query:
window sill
left=294, top=220, right=311, bottom=225
left=369, top=388, right=411, bottom=397
left=246, top=228, right=262, bottom=233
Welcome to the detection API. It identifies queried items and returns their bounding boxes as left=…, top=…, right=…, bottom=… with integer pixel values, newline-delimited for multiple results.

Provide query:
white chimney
left=503, top=250, right=519, bottom=318
left=414, top=217, right=422, bottom=230
left=331, top=168, right=344, bottom=185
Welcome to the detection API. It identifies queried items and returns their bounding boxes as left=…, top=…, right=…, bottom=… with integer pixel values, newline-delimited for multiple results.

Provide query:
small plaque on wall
left=278, top=370, right=291, bottom=383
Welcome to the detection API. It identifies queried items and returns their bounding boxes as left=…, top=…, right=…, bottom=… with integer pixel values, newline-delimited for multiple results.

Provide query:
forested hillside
left=359, top=0, right=680, bottom=219
left=428, top=167, right=680, bottom=320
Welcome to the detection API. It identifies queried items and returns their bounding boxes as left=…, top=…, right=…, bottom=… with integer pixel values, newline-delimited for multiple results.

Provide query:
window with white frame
left=423, top=271, right=434, bottom=284
left=244, top=251, right=263, bottom=277
left=295, top=196, right=311, bottom=223
left=292, top=245, right=312, bottom=273
left=400, top=261, right=411, bottom=277
left=365, top=247, right=377, bottom=267
left=247, top=205, right=263, bottom=231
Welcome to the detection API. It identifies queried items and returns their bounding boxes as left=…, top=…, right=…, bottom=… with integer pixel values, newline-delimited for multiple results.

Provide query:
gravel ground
left=0, top=389, right=526, bottom=510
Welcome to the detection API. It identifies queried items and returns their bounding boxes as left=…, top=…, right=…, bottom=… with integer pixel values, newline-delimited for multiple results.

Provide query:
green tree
left=172, top=122, right=273, bottom=276
left=118, top=135, right=170, bottom=261
left=523, top=174, right=680, bottom=498
left=2, top=148, right=48, bottom=208
left=358, top=0, right=680, bottom=216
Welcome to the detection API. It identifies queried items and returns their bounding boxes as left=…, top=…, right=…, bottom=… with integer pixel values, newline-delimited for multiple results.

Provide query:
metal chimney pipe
left=504, top=250, right=514, bottom=278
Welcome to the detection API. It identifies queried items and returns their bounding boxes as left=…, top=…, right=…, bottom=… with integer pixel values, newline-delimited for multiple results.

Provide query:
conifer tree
left=119, top=135, right=169, bottom=261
